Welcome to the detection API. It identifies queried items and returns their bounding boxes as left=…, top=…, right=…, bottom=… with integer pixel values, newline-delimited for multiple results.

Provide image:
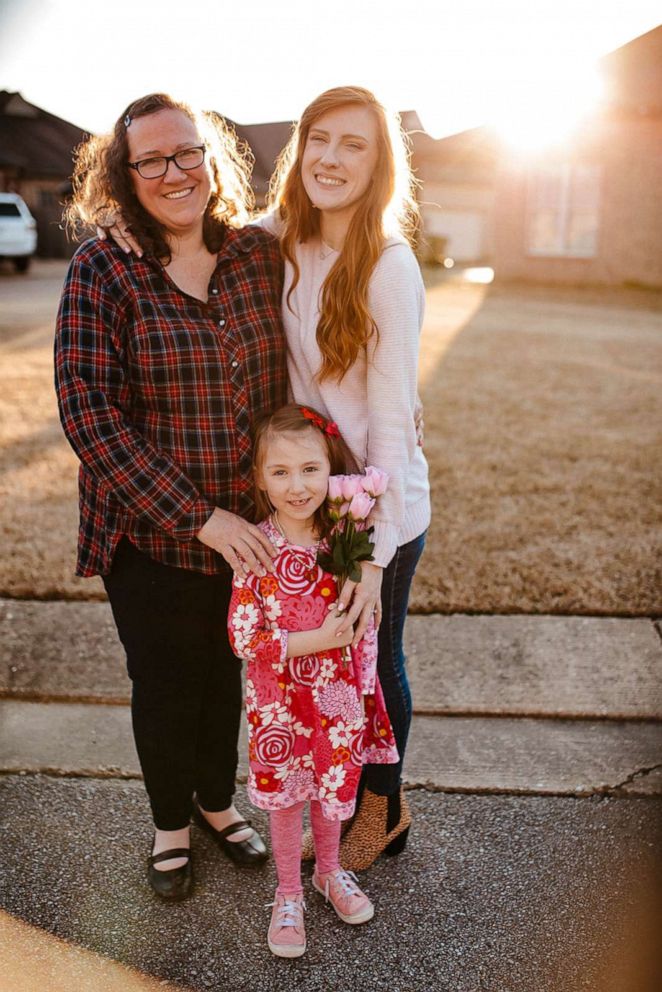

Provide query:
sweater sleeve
left=365, top=243, right=425, bottom=567
left=227, top=573, right=289, bottom=669
left=54, top=247, right=215, bottom=539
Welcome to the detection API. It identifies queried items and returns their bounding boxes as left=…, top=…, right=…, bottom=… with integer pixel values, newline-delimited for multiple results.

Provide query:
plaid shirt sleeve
left=54, top=248, right=215, bottom=540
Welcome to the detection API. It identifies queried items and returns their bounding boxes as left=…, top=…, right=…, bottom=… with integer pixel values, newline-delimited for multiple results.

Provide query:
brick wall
left=493, top=116, right=662, bottom=288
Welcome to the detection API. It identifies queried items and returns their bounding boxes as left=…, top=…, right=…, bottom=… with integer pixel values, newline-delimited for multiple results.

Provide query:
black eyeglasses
left=127, top=145, right=206, bottom=179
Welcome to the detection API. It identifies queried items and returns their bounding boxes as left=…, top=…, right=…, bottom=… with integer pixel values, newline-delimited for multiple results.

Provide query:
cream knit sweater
left=255, top=214, right=431, bottom=568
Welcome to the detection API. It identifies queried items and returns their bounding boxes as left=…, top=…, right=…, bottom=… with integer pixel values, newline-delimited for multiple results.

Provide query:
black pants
left=103, top=539, right=242, bottom=830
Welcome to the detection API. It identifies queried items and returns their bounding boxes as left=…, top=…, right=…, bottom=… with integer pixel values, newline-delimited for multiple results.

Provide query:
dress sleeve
left=54, top=247, right=215, bottom=539
left=365, top=243, right=425, bottom=567
left=351, top=615, right=378, bottom=695
left=228, top=573, right=289, bottom=669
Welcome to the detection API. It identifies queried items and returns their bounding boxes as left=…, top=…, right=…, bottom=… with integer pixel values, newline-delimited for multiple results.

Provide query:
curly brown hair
left=64, top=93, right=255, bottom=261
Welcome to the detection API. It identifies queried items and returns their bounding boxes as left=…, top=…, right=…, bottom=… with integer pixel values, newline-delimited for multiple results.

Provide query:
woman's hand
left=335, top=562, right=383, bottom=647
left=197, top=507, right=277, bottom=577
left=96, top=212, right=143, bottom=257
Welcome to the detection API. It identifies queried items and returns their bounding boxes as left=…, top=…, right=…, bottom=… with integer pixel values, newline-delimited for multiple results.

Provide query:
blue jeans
left=364, top=530, right=427, bottom=796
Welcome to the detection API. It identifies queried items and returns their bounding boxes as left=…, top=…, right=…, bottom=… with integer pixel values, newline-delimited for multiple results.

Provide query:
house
left=0, top=91, right=88, bottom=257
left=411, top=125, right=499, bottom=263
left=492, top=26, right=662, bottom=288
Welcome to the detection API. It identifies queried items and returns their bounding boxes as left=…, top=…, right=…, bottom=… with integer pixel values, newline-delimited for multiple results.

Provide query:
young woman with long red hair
left=258, top=86, right=430, bottom=868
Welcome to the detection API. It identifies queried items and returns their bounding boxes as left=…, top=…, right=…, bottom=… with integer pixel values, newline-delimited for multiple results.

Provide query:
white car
left=0, top=193, right=38, bottom=272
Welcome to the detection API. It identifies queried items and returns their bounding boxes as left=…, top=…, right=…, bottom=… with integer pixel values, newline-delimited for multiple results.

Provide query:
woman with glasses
left=55, top=93, right=287, bottom=901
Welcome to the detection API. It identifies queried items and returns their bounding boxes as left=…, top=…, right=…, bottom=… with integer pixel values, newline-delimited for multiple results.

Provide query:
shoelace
left=266, top=897, right=305, bottom=929
left=322, top=869, right=361, bottom=902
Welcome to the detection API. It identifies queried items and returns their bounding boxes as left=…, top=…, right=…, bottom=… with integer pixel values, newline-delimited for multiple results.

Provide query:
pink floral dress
left=227, top=517, right=398, bottom=820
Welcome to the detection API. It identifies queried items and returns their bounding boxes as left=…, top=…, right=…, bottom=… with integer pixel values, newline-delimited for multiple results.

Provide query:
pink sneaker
left=312, top=868, right=374, bottom=924
left=266, top=893, right=306, bottom=958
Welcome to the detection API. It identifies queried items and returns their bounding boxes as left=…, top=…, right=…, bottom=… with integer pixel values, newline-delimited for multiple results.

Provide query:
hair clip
left=124, top=115, right=132, bottom=128
left=300, top=406, right=340, bottom=437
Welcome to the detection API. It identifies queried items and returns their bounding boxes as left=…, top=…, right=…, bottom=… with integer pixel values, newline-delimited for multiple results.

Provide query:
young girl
left=227, top=404, right=398, bottom=958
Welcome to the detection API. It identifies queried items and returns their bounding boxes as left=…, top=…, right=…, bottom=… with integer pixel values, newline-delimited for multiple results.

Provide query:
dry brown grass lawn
left=1, top=260, right=661, bottom=613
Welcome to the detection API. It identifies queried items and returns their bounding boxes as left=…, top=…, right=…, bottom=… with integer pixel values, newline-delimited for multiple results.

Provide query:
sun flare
left=489, top=65, right=605, bottom=155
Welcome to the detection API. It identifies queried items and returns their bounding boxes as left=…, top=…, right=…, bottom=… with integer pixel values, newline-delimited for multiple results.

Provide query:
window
left=0, top=203, right=21, bottom=217
left=527, top=164, right=601, bottom=257
left=40, top=189, right=60, bottom=207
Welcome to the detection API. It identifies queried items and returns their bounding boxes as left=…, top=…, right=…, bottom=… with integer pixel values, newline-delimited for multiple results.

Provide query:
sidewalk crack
left=609, top=763, right=662, bottom=793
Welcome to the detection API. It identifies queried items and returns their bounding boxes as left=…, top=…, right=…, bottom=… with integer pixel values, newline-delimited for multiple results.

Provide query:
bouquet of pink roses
left=317, top=466, right=389, bottom=589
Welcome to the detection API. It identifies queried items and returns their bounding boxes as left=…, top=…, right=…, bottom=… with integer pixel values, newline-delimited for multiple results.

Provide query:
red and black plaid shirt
left=55, top=226, right=287, bottom=577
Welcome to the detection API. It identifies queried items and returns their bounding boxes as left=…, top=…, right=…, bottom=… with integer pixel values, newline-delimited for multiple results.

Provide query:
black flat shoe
left=193, top=803, right=268, bottom=866
left=148, top=846, right=193, bottom=901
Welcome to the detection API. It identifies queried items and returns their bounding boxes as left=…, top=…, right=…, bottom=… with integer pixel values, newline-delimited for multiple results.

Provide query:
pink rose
left=350, top=728, right=364, bottom=767
left=348, top=492, right=375, bottom=521
left=289, top=653, right=322, bottom=686
left=341, top=475, right=363, bottom=500
left=328, top=476, right=345, bottom=502
left=277, top=549, right=321, bottom=595
left=254, top=724, right=294, bottom=767
left=363, top=466, right=389, bottom=497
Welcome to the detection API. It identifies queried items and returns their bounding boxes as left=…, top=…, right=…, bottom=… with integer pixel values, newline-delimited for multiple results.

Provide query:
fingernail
left=137, top=250, right=143, bottom=258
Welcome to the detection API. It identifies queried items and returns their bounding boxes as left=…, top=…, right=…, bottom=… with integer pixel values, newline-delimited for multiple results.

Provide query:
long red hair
left=267, top=86, right=419, bottom=383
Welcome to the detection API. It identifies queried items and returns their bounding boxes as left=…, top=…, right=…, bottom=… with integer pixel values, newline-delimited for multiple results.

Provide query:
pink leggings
left=269, top=801, right=341, bottom=896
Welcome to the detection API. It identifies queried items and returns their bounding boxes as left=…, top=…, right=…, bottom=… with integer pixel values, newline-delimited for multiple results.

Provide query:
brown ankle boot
left=338, top=787, right=411, bottom=872
left=301, top=815, right=352, bottom=862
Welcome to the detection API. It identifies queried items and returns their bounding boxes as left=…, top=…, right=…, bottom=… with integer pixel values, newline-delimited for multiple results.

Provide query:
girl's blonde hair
left=252, top=404, right=356, bottom=538
left=65, top=93, right=254, bottom=261
left=267, top=86, right=419, bottom=384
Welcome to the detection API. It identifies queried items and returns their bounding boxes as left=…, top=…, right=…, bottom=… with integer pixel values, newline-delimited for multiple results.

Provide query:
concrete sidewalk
left=3, top=599, right=662, bottom=797
left=3, top=700, right=662, bottom=797
left=4, top=601, right=662, bottom=718
left=1, top=600, right=661, bottom=990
